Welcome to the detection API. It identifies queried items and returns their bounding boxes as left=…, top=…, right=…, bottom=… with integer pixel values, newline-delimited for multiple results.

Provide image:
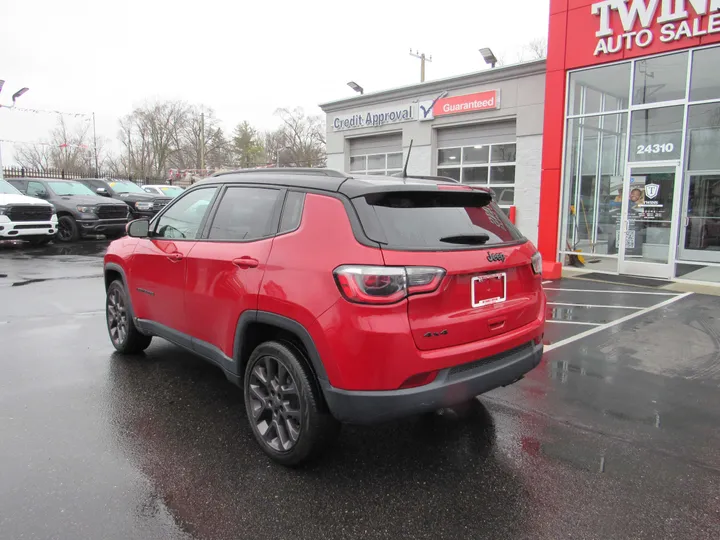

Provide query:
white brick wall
left=514, top=134, right=543, bottom=245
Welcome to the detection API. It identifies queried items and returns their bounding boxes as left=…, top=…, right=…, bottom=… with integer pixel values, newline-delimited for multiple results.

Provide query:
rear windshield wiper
left=439, top=234, right=490, bottom=245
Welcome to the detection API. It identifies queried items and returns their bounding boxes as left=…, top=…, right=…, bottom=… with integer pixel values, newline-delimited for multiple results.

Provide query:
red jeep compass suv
left=104, top=168, right=545, bottom=465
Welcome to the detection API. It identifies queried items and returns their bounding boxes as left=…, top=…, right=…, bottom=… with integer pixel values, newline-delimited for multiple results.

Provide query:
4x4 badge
left=487, top=252, right=505, bottom=263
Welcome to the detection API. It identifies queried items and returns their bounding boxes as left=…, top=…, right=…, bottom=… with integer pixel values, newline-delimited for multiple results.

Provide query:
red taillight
left=333, top=265, right=446, bottom=304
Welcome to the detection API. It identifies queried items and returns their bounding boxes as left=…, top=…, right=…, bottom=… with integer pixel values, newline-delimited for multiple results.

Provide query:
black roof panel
left=188, top=168, right=482, bottom=198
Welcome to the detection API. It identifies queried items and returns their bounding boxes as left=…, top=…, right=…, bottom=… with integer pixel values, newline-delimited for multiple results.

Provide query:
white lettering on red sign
left=432, top=91, right=500, bottom=117
left=591, top=0, right=720, bottom=56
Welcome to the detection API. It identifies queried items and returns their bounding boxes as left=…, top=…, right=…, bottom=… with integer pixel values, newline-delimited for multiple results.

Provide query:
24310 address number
left=636, top=143, right=674, bottom=155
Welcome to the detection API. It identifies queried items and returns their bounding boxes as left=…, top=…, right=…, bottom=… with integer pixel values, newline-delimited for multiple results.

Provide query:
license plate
left=471, top=272, right=507, bottom=308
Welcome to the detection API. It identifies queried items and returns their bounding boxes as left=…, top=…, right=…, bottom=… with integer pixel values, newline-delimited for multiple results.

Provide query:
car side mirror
left=96, top=188, right=109, bottom=196
left=127, top=219, right=150, bottom=238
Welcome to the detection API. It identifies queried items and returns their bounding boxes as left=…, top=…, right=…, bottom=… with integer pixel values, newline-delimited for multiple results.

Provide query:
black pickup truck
left=8, top=178, right=130, bottom=242
left=76, top=179, right=171, bottom=220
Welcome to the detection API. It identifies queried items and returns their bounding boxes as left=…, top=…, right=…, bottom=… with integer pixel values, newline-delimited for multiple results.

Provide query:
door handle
left=684, top=216, right=690, bottom=227
left=167, top=252, right=183, bottom=262
left=232, top=257, right=259, bottom=269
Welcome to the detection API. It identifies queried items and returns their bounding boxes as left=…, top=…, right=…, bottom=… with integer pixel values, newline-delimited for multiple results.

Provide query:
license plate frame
left=471, top=272, right=507, bottom=308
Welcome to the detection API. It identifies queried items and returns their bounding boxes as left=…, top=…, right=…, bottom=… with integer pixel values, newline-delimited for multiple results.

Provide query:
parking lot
left=1, top=240, right=719, bottom=540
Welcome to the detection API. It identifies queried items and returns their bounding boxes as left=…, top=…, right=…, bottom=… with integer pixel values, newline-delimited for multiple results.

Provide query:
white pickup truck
left=0, top=178, right=57, bottom=245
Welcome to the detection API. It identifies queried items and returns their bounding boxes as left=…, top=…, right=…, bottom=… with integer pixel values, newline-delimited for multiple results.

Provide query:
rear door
left=184, top=186, right=284, bottom=358
left=352, top=188, right=543, bottom=351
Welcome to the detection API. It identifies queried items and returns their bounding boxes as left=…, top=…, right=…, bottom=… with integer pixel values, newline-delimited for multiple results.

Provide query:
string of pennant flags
left=10, top=107, right=92, bottom=119
left=0, top=139, right=94, bottom=149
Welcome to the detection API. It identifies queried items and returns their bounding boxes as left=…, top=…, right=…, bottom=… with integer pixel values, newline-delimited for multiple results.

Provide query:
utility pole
left=200, top=111, right=206, bottom=171
left=92, top=112, right=99, bottom=176
left=409, top=49, right=432, bottom=83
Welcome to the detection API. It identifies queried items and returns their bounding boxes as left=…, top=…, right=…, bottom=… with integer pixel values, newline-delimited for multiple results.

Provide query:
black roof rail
left=213, top=167, right=348, bottom=179
left=390, top=173, right=461, bottom=183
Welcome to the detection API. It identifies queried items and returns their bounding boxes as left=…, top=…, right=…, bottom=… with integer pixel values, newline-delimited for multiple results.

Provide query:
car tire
left=244, top=341, right=340, bottom=466
left=27, top=236, right=52, bottom=246
left=106, top=280, right=152, bottom=354
left=57, top=215, right=80, bottom=242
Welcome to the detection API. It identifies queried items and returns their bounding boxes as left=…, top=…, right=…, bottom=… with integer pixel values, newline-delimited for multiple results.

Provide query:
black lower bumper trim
left=321, top=342, right=543, bottom=424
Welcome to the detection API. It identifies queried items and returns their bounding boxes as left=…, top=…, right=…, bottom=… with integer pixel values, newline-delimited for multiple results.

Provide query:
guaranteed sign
left=332, top=104, right=416, bottom=131
left=419, top=91, right=500, bottom=121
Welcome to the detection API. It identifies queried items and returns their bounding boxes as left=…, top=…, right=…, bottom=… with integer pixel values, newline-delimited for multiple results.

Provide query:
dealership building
left=319, top=61, right=546, bottom=244
left=539, top=0, right=720, bottom=283
left=319, top=1, right=720, bottom=285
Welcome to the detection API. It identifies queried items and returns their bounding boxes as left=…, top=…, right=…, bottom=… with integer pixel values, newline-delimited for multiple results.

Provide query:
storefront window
left=629, top=106, right=684, bottom=162
left=687, top=104, right=720, bottom=171
left=568, top=63, right=630, bottom=115
left=632, top=52, right=688, bottom=105
left=690, top=46, right=720, bottom=102
left=350, top=152, right=403, bottom=175
left=561, top=114, right=627, bottom=269
left=437, top=142, right=516, bottom=206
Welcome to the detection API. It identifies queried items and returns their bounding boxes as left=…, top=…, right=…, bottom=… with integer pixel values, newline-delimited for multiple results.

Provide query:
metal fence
left=1, top=167, right=165, bottom=185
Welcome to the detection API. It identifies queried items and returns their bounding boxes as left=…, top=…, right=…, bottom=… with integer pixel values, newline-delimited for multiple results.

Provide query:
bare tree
left=117, top=100, right=191, bottom=180
left=274, top=107, right=326, bottom=167
left=14, top=143, right=53, bottom=170
left=524, top=38, right=548, bottom=60
left=171, top=106, right=229, bottom=170
left=14, top=116, right=97, bottom=174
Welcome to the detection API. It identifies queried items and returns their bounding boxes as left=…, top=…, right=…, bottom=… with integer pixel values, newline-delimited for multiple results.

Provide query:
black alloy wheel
left=107, top=284, right=128, bottom=347
left=105, top=280, right=152, bottom=354
left=244, top=341, right=339, bottom=465
left=248, top=355, right=302, bottom=451
left=57, top=216, right=79, bottom=242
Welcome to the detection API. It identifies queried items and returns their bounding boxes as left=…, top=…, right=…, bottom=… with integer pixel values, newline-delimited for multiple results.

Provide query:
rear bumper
left=321, top=341, right=543, bottom=424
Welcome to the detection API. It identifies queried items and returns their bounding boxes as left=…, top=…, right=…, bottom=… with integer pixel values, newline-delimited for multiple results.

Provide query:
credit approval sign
left=418, top=90, right=499, bottom=121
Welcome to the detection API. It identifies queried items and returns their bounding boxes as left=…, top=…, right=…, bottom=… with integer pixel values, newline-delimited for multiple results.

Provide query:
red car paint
left=105, top=175, right=545, bottom=398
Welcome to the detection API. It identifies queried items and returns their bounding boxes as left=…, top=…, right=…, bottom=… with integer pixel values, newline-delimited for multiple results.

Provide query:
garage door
left=436, top=121, right=517, bottom=207
left=349, top=133, right=403, bottom=175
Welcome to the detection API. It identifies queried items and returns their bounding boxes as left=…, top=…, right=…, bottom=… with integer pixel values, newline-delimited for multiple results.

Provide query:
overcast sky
left=0, top=0, right=549, bottom=165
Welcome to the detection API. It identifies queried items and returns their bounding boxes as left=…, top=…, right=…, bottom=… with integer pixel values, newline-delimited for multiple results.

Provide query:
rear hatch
left=352, top=188, right=543, bottom=351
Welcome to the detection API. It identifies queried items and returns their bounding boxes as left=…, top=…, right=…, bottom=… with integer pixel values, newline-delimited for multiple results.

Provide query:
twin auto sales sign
left=558, top=1, right=720, bottom=68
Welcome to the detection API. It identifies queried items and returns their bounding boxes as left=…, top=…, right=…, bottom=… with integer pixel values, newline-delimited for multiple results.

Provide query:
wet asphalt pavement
left=1, top=240, right=719, bottom=540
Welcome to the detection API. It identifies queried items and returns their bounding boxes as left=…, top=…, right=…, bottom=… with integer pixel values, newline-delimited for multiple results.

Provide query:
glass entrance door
left=678, top=173, right=720, bottom=263
left=618, top=163, right=682, bottom=279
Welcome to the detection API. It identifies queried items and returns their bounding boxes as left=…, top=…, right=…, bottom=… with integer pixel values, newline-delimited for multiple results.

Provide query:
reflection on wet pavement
left=1, top=246, right=720, bottom=539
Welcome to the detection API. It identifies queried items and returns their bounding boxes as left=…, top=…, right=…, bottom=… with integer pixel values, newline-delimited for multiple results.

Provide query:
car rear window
left=352, top=190, right=524, bottom=249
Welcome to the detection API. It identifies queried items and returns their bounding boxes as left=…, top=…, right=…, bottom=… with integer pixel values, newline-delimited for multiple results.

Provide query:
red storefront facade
left=539, top=0, right=720, bottom=282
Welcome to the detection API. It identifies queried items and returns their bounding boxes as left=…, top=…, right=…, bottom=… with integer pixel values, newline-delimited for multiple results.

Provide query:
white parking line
left=548, top=302, right=644, bottom=310
left=547, top=320, right=601, bottom=326
left=544, top=288, right=677, bottom=296
left=545, top=292, right=693, bottom=352
left=542, top=281, right=552, bottom=285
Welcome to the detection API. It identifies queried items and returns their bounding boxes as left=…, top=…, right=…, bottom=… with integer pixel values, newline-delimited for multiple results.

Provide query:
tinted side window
left=27, top=182, right=47, bottom=197
left=279, top=191, right=305, bottom=234
left=208, top=187, right=281, bottom=241
left=153, top=187, right=217, bottom=239
left=8, top=180, right=27, bottom=193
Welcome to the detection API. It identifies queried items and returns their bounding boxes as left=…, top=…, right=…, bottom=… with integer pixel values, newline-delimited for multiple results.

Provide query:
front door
left=129, top=186, right=219, bottom=334
left=618, top=162, right=682, bottom=279
left=678, top=173, right=720, bottom=263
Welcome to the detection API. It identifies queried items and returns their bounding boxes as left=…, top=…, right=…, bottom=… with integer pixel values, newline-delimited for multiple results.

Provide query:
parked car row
left=0, top=177, right=184, bottom=244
